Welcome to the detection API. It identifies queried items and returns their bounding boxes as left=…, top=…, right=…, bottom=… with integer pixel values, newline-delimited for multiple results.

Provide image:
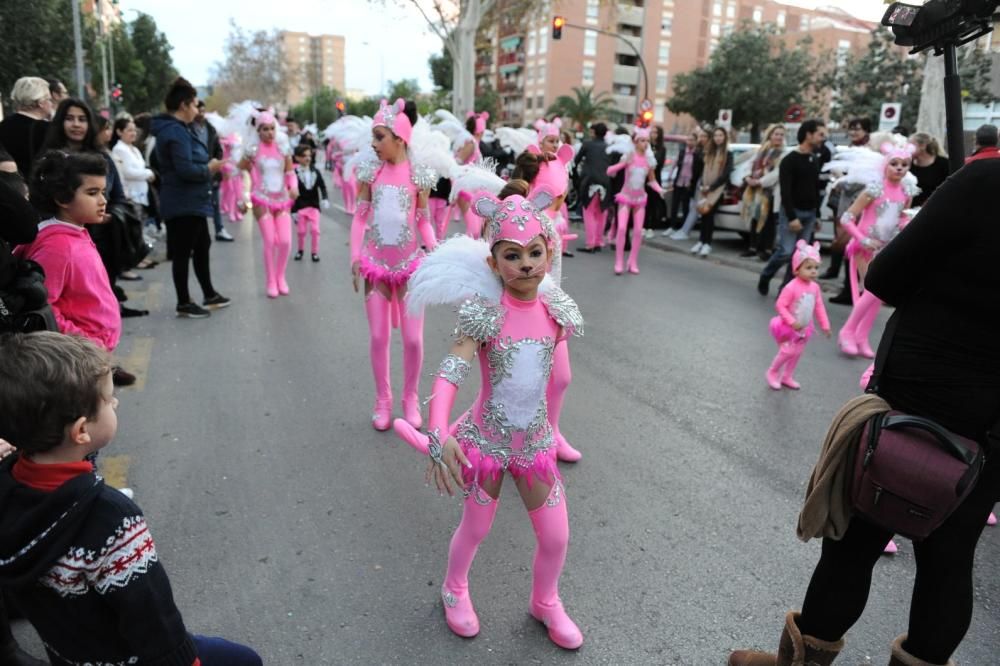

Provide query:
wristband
left=436, top=354, right=471, bottom=387
left=427, top=428, right=446, bottom=467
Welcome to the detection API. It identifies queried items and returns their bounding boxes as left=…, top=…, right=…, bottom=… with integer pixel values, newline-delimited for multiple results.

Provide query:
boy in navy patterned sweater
left=0, top=332, right=261, bottom=666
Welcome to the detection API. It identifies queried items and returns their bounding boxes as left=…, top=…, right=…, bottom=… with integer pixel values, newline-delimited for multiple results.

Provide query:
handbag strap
left=881, top=413, right=980, bottom=465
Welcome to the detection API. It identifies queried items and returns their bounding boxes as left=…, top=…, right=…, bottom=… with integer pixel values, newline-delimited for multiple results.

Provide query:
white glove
left=321, top=199, right=331, bottom=210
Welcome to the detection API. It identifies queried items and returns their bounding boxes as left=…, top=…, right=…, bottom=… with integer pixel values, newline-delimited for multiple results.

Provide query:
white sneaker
left=117, top=487, right=135, bottom=500
left=699, top=243, right=712, bottom=257
left=661, top=229, right=674, bottom=237
left=671, top=231, right=689, bottom=240
left=690, top=242, right=703, bottom=254
left=644, top=229, right=654, bottom=239
left=215, top=228, right=235, bottom=242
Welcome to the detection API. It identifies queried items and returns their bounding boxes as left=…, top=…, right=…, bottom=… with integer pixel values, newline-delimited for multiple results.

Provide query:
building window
left=582, top=63, right=595, bottom=86
left=713, top=1, right=721, bottom=16
left=539, top=29, right=547, bottom=54
left=752, top=6, right=762, bottom=22
left=537, top=64, right=546, bottom=81
left=726, top=2, right=736, bottom=18
left=586, top=0, right=599, bottom=20
left=710, top=23, right=720, bottom=37
left=654, top=106, right=664, bottom=122
left=662, top=15, right=672, bottom=34
left=584, top=30, right=598, bottom=56
left=656, top=72, right=668, bottom=91
left=537, top=95, right=544, bottom=108
left=658, top=43, right=669, bottom=62
left=528, top=31, right=537, bottom=56
left=526, top=97, right=533, bottom=109
left=777, top=10, right=785, bottom=27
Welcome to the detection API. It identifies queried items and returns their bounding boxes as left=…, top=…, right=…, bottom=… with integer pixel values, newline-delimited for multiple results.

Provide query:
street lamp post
left=553, top=19, right=649, bottom=114
left=71, top=0, right=86, bottom=98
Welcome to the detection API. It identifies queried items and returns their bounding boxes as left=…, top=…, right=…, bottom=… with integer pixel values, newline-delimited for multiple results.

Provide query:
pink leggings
left=582, top=198, right=604, bottom=249
left=615, top=204, right=646, bottom=272
left=296, top=207, right=320, bottom=253
left=256, top=209, right=292, bottom=291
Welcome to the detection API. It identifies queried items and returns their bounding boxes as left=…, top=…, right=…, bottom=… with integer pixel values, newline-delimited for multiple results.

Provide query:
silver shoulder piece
left=864, top=180, right=884, bottom=200
left=456, top=294, right=505, bottom=343
left=436, top=354, right=472, bottom=387
left=356, top=158, right=380, bottom=184
left=411, top=163, right=439, bottom=191
left=541, top=286, right=584, bottom=337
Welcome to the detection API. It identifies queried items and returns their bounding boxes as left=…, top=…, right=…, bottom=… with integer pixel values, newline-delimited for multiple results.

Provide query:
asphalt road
left=13, top=201, right=1000, bottom=665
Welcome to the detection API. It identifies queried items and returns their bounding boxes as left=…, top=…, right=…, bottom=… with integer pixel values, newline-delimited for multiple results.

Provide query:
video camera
left=883, top=0, right=999, bottom=54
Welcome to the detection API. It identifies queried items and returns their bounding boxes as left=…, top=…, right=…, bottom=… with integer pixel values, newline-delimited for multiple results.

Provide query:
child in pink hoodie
left=16, top=151, right=121, bottom=353
left=765, top=240, right=831, bottom=390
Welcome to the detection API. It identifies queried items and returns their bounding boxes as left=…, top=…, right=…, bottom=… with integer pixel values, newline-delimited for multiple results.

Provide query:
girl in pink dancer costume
left=218, top=133, right=245, bottom=224
left=238, top=110, right=298, bottom=298
left=291, top=144, right=329, bottom=262
left=605, top=127, right=664, bottom=275
left=527, top=118, right=576, bottom=252
left=432, top=109, right=488, bottom=238
left=765, top=240, right=831, bottom=390
left=393, top=181, right=585, bottom=650
left=350, top=99, right=440, bottom=431
left=831, top=140, right=919, bottom=358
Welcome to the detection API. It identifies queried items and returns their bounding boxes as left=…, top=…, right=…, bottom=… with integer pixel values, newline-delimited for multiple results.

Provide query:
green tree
left=475, top=82, right=501, bottom=124
left=429, top=50, right=453, bottom=92
left=347, top=96, right=381, bottom=118
left=958, top=43, right=993, bottom=103
left=0, top=0, right=78, bottom=110
left=386, top=78, right=421, bottom=102
left=291, top=86, right=345, bottom=130
left=546, top=87, right=618, bottom=131
left=668, top=22, right=815, bottom=141
left=834, top=29, right=922, bottom=130
left=122, top=13, right=177, bottom=113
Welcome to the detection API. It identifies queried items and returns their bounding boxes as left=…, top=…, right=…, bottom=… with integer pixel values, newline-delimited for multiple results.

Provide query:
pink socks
left=365, top=290, right=393, bottom=430
left=839, top=290, right=883, bottom=358
left=614, top=205, right=631, bottom=274
left=628, top=207, right=645, bottom=274
left=548, top=341, right=581, bottom=462
left=766, top=342, right=805, bottom=390
left=529, top=481, right=583, bottom=650
left=257, top=210, right=292, bottom=297
left=442, top=487, right=499, bottom=638
left=400, top=310, right=425, bottom=429
left=296, top=207, right=321, bottom=254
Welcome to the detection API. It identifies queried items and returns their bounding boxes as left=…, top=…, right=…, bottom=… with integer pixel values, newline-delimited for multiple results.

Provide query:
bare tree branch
left=405, top=0, right=451, bottom=44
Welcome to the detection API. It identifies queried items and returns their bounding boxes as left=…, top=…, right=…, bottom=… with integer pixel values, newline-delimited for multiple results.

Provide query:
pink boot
left=988, top=512, right=997, bottom=526
left=766, top=346, right=793, bottom=390
left=442, top=486, right=499, bottom=638
left=365, top=290, right=393, bottom=431
left=400, top=309, right=425, bottom=430
left=627, top=208, right=645, bottom=274
left=837, top=328, right=859, bottom=357
left=883, top=539, right=898, bottom=555
left=463, top=204, right=481, bottom=239
left=274, top=211, right=293, bottom=295
left=256, top=212, right=279, bottom=298
left=529, top=481, right=583, bottom=650
left=548, top=341, right=581, bottom=462
left=613, top=206, right=630, bottom=274
left=781, top=341, right=806, bottom=390
left=853, top=291, right=884, bottom=359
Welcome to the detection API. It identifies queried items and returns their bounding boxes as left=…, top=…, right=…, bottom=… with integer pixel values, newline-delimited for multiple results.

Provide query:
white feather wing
left=495, top=127, right=536, bottom=156
left=449, top=159, right=505, bottom=202
left=343, top=144, right=377, bottom=179
left=606, top=133, right=634, bottom=155
left=406, top=235, right=501, bottom=315
left=824, top=146, right=884, bottom=187
left=409, top=117, right=459, bottom=179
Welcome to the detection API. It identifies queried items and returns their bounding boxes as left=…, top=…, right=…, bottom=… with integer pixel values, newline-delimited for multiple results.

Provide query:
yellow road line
left=99, top=454, right=131, bottom=490
left=119, top=336, right=154, bottom=392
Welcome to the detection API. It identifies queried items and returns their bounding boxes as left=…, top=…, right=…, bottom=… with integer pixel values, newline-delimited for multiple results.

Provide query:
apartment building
left=282, top=32, right=346, bottom=108
left=476, top=0, right=876, bottom=129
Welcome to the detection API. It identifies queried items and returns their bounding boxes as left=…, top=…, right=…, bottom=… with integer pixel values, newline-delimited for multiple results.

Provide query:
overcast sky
left=123, top=0, right=895, bottom=94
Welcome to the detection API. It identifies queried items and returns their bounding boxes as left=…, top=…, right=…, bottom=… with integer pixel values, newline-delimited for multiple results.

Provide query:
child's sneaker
left=294, top=250, right=304, bottom=261
left=311, top=253, right=320, bottom=262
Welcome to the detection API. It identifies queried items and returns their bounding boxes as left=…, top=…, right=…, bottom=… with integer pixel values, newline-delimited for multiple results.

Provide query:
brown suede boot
left=729, top=611, right=844, bottom=666
left=888, top=634, right=956, bottom=666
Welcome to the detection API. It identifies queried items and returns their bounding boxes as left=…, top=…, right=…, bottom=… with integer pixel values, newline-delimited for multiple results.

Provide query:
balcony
left=476, top=56, right=493, bottom=75
left=613, top=64, right=640, bottom=86
left=498, top=78, right=524, bottom=94
left=617, top=4, right=645, bottom=27
left=497, top=50, right=525, bottom=74
left=613, top=93, right=638, bottom=114
left=615, top=34, right=642, bottom=57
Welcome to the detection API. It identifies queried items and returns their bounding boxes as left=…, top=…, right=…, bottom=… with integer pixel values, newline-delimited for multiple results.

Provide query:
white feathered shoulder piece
left=606, top=133, right=634, bottom=156
left=408, top=116, right=457, bottom=189
left=432, top=109, right=474, bottom=151
left=325, top=115, right=371, bottom=154
left=406, top=235, right=502, bottom=315
left=345, top=145, right=379, bottom=183
left=449, top=157, right=505, bottom=203
left=495, top=127, right=536, bottom=157
left=538, top=277, right=584, bottom=337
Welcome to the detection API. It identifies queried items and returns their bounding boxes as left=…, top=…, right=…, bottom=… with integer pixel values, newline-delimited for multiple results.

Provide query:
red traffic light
left=639, top=109, right=654, bottom=127
left=335, top=100, right=346, bottom=113
left=552, top=16, right=565, bottom=39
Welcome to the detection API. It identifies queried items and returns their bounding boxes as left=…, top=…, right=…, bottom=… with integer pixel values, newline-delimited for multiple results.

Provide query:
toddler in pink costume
left=350, top=99, right=440, bottom=431
left=766, top=240, right=831, bottom=390
left=239, top=110, right=298, bottom=298
left=828, top=139, right=918, bottom=358
left=606, top=127, right=664, bottom=275
left=393, top=185, right=585, bottom=650
left=218, top=133, right=245, bottom=224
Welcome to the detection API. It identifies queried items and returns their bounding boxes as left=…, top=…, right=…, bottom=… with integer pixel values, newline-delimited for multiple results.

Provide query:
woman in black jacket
left=730, top=157, right=1000, bottom=666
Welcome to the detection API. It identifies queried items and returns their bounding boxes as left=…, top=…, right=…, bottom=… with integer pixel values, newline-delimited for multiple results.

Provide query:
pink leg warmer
left=296, top=214, right=307, bottom=253
left=854, top=291, right=884, bottom=358
left=442, top=487, right=499, bottom=638
left=463, top=205, right=480, bottom=239
left=548, top=341, right=580, bottom=462
left=256, top=211, right=278, bottom=298
left=628, top=206, right=646, bottom=274
left=614, top=205, right=631, bottom=274
left=529, top=481, right=582, bottom=650
left=781, top=340, right=807, bottom=390
left=298, top=208, right=320, bottom=254
left=343, top=178, right=357, bottom=214
left=766, top=344, right=795, bottom=390
left=365, top=290, right=393, bottom=430
left=430, top=198, right=450, bottom=240
left=273, top=210, right=292, bottom=295
left=400, top=308, right=425, bottom=429
left=583, top=199, right=600, bottom=249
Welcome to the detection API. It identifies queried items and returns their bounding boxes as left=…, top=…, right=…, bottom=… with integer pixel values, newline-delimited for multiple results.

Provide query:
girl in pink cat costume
left=392, top=186, right=585, bottom=650
left=350, top=99, right=440, bottom=431
left=218, top=133, right=245, bottom=224
left=239, top=110, right=298, bottom=298
left=766, top=240, right=831, bottom=390
left=529, top=117, right=576, bottom=250
left=450, top=110, right=488, bottom=238
left=833, top=141, right=918, bottom=358
left=606, top=127, right=664, bottom=275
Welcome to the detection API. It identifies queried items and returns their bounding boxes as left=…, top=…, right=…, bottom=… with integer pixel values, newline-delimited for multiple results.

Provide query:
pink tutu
left=251, top=193, right=293, bottom=213
left=614, top=191, right=647, bottom=207
left=359, top=254, right=421, bottom=286
left=769, top=316, right=813, bottom=344
left=459, top=436, right=560, bottom=489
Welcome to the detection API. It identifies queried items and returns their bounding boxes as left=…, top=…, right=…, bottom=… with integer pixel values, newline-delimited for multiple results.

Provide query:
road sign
left=717, top=108, right=732, bottom=130
left=879, top=103, right=902, bottom=132
left=784, top=104, right=804, bottom=123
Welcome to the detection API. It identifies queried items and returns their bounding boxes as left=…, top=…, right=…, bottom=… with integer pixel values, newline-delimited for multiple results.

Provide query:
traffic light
left=552, top=16, right=565, bottom=40
left=639, top=108, right=654, bottom=127
left=335, top=100, right=346, bottom=116
left=111, top=83, right=123, bottom=101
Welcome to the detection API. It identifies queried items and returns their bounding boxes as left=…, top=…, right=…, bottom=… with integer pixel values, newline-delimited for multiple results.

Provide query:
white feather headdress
left=449, top=158, right=505, bottom=203
left=495, top=127, right=537, bottom=156
left=406, top=235, right=501, bottom=315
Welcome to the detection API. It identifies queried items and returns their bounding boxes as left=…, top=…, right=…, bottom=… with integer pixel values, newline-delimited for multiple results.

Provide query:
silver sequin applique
left=369, top=184, right=414, bottom=248
left=540, top=287, right=584, bottom=337
left=436, top=354, right=472, bottom=387
left=410, top=163, right=438, bottom=191
left=455, top=295, right=506, bottom=343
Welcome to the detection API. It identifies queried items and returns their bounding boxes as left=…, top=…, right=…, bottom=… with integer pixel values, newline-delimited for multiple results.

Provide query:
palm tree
left=546, top=86, right=618, bottom=131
